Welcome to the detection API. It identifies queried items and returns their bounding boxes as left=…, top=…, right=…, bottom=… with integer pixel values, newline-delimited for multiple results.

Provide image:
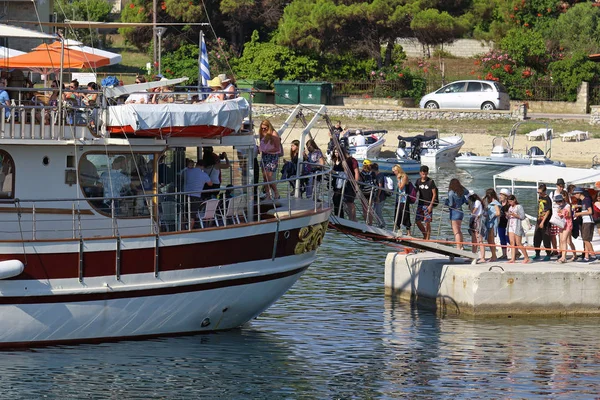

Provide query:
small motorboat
left=344, top=129, right=386, bottom=160
left=455, top=121, right=565, bottom=179
left=397, top=129, right=464, bottom=166
left=344, top=129, right=421, bottom=173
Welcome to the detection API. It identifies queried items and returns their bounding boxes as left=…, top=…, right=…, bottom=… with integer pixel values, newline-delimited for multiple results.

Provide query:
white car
left=419, top=80, right=510, bottom=110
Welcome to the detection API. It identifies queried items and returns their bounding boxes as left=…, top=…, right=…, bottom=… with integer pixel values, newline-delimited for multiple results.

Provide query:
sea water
left=2, top=165, right=598, bottom=399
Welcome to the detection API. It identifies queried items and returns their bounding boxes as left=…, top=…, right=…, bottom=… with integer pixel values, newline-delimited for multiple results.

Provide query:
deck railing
left=0, top=166, right=332, bottom=241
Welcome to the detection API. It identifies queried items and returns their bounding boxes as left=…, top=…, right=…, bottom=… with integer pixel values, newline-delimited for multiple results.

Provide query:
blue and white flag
left=199, top=32, right=210, bottom=96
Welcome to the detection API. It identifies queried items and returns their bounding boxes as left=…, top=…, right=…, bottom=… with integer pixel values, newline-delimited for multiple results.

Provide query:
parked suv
left=419, top=80, right=510, bottom=110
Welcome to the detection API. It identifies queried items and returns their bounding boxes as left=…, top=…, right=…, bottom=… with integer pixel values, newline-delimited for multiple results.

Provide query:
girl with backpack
left=359, top=160, right=377, bottom=224
left=445, top=178, right=467, bottom=250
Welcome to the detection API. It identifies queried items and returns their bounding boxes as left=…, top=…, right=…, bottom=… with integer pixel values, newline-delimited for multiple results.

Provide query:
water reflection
left=382, top=297, right=600, bottom=397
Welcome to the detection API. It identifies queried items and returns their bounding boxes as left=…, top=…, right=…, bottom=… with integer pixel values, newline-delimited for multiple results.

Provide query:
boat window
left=466, top=82, right=482, bottom=92
left=0, top=150, right=14, bottom=199
left=79, top=152, right=156, bottom=217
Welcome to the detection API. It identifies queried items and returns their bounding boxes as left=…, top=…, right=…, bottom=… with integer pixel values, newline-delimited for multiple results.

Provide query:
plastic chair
left=221, top=196, right=247, bottom=225
left=198, top=199, right=220, bottom=228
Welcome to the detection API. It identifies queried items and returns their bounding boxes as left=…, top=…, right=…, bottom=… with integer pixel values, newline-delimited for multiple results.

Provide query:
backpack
left=406, top=181, right=417, bottom=204
left=360, top=171, right=376, bottom=195
left=335, top=171, right=348, bottom=190
left=593, top=201, right=600, bottom=223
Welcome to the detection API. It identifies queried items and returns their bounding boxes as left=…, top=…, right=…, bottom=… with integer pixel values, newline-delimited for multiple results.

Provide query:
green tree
left=499, top=27, right=546, bottom=70
left=54, top=0, right=112, bottom=45
left=550, top=2, right=600, bottom=55
left=410, top=9, right=469, bottom=51
left=234, top=30, right=319, bottom=85
left=549, top=51, right=600, bottom=101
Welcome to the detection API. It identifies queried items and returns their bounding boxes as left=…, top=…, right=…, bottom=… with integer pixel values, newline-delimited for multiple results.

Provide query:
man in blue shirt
left=183, top=160, right=213, bottom=229
left=0, top=78, right=11, bottom=120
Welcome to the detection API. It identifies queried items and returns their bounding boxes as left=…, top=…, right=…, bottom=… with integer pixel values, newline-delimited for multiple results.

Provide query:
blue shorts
left=449, top=209, right=464, bottom=221
left=416, top=205, right=432, bottom=223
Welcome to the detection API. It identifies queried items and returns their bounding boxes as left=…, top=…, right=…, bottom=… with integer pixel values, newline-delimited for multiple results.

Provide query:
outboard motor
left=410, top=138, right=422, bottom=161
left=398, top=139, right=407, bottom=150
left=527, top=146, right=544, bottom=157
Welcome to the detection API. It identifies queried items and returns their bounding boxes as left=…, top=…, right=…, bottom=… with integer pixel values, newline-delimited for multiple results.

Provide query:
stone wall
left=254, top=104, right=523, bottom=122
left=591, top=106, right=600, bottom=125
left=396, top=38, right=493, bottom=58
left=513, top=82, right=589, bottom=115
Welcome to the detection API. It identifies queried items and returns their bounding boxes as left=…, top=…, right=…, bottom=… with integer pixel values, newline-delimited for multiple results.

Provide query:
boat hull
left=0, top=211, right=330, bottom=347
left=355, top=157, right=421, bottom=173
left=0, top=255, right=313, bottom=347
left=455, top=155, right=565, bottom=179
left=420, top=137, right=464, bottom=166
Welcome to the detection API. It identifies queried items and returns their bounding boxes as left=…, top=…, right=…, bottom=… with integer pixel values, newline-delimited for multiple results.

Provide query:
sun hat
left=553, top=194, right=564, bottom=202
left=499, top=188, right=511, bottom=196
left=573, top=187, right=585, bottom=194
left=217, top=73, right=231, bottom=83
left=363, top=159, right=371, bottom=166
left=556, top=178, right=565, bottom=185
left=207, top=76, right=222, bottom=87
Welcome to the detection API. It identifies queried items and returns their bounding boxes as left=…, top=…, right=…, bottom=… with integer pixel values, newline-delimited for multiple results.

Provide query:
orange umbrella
left=5, top=43, right=110, bottom=71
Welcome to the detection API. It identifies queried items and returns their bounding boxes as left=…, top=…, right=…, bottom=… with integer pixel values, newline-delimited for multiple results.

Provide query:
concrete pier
left=385, top=252, right=600, bottom=317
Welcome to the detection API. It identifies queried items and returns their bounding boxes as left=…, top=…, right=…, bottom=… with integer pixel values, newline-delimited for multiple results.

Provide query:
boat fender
left=0, top=259, right=24, bottom=279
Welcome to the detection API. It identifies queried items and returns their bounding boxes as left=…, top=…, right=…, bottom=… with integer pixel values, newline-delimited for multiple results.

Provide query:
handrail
left=0, top=166, right=333, bottom=240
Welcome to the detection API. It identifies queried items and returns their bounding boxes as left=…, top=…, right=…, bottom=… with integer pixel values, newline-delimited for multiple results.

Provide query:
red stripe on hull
left=0, top=265, right=308, bottom=304
left=6, top=228, right=303, bottom=280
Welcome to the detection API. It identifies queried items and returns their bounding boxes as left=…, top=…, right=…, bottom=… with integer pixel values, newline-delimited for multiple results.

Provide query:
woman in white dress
left=506, top=194, right=531, bottom=264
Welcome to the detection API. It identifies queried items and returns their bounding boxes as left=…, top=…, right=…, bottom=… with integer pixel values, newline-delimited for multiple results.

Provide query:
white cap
left=468, top=189, right=476, bottom=196
left=355, top=129, right=361, bottom=134
left=499, top=188, right=511, bottom=196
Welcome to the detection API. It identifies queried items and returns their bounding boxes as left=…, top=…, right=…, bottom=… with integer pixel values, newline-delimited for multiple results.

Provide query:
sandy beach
left=276, top=126, right=598, bottom=168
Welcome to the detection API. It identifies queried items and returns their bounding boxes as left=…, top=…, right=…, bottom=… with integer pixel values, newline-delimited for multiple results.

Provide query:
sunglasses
left=135, top=81, right=141, bottom=84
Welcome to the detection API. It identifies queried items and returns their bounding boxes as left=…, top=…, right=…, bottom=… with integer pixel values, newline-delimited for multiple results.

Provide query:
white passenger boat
left=397, top=130, right=464, bottom=166
left=455, top=121, right=565, bottom=178
left=0, top=31, right=331, bottom=347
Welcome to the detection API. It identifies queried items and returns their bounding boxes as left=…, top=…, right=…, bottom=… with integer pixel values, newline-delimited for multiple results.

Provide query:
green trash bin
left=299, top=82, right=332, bottom=104
left=237, top=79, right=269, bottom=104
left=274, top=81, right=299, bottom=105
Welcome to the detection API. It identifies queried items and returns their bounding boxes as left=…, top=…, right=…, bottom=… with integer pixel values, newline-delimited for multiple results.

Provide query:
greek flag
left=199, top=33, right=210, bottom=96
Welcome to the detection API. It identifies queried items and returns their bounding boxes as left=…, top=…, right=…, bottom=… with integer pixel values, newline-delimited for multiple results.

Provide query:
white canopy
left=107, top=97, right=250, bottom=135
left=0, top=23, right=55, bottom=39
left=0, top=46, right=25, bottom=58
left=494, top=165, right=600, bottom=186
left=104, top=77, right=189, bottom=97
left=63, top=39, right=121, bottom=65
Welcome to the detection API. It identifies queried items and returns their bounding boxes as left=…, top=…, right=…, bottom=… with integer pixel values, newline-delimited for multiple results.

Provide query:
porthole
left=42, top=156, right=50, bottom=166
left=284, top=231, right=290, bottom=239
